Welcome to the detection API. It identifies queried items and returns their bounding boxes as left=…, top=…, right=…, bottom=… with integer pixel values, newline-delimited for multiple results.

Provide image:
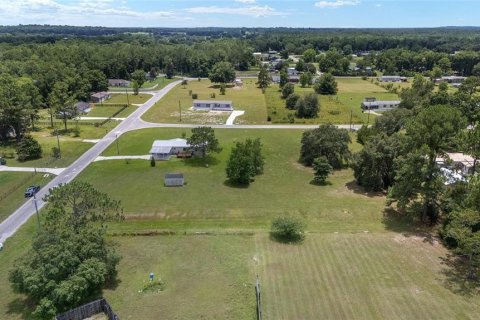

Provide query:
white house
left=436, top=153, right=476, bottom=175
left=287, top=67, right=298, bottom=76
left=361, top=98, right=401, bottom=111
left=379, top=76, right=402, bottom=82
left=435, top=76, right=466, bottom=84
left=193, top=100, right=233, bottom=111
left=149, top=138, right=191, bottom=160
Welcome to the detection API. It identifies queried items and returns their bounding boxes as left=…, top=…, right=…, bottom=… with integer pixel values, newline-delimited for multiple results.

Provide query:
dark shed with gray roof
left=164, top=173, right=185, bottom=187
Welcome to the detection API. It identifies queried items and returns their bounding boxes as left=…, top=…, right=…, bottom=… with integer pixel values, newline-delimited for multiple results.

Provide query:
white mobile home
left=149, top=138, right=190, bottom=160
left=379, top=76, right=402, bottom=82
left=193, top=100, right=233, bottom=111
left=361, top=99, right=401, bottom=111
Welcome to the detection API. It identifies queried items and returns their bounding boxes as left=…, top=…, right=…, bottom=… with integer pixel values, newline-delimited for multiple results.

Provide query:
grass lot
left=256, top=232, right=480, bottom=320
left=104, top=234, right=256, bottom=319
left=78, top=127, right=386, bottom=233
left=266, top=77, right=399, bottom=124
left=103, top=93, right=152, bottom=105
left=108, top=77, right=176, bottom=92
left=0, top=122, right=117, bottom=168
left=87, top=105, right=138, bottom=118
left=0, top=172, right=52, bottom=222
left=142, top=79, right=267, bottom=125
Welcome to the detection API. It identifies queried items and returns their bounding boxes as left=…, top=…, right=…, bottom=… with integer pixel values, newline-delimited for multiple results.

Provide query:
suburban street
left=0, top=80, right=362, bottom=244
left=0, top=81, right=181, bottom=244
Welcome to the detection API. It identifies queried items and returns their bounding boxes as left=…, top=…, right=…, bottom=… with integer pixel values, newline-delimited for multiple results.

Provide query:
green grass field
left=256, top=233, right=480, bottom=320
left=87, top=105, right=138, bottom=118
left=108, top=77, right=177, bottom=92
left=0, top=172, right=52, bottom=222
left=103, top=93, right=152, bottom=105
left=266, top=77, right=399, bottom=124
left=78, top=127, right=385, bottom=233
left=142, top=79, right=267, bottom=125
left=104, top=234, right=256, bottom=319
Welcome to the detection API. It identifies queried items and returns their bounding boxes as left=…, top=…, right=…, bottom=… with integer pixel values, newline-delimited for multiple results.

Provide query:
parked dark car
left=24, top=185, right=40, bottom=198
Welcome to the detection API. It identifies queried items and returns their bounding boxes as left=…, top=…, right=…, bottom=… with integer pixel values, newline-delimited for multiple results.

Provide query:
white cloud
left=375, top=3, right=382, bottom=7
left=315, top=1, right=360, bottom=9
left=235, top=0, right=256, bottom=3
left=186, top=5, right=284, bottom=17
left=0, top=0, right=178, bottom=23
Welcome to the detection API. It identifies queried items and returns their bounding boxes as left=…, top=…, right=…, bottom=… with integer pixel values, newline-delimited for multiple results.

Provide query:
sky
left=0, top=0, right=479, bottom=28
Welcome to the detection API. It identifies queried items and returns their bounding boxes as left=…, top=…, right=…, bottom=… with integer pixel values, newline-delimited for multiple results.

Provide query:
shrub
left=16, top=135, right=42, bottom=162
left=51, top=147, right=60, bottom=159
left=150, top=156, right=156, bottom=167
left=312, top=156, right=333, bottom=185
left=210, top=93, right=216, bottom=98
left=285, top=93, right=300, bottom=110
left=192, top=93, right=198, bottom=99
left=281, top=83, right=294, bottom=99
left=271, top=216, right=306, bottom=243
left=72, top=127, right=80, bottom=137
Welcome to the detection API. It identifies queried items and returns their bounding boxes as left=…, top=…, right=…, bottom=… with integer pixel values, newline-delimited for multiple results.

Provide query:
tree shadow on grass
left=103, top=276, right=122, bottom=291
left=345, top=180, right=386, bottom=198
left=309, top=180, right=332, bottom=186
left=183, top=156, right=219, bottom=167
left=208, top=84, right=235, bottom=89
left=223, top=180, right=250, bottom=189
left=7, top=297, right=35, bottom=318
left=440, top=253, right=480, bottom=296
left=381, top=206, right=419, bottom=234
left=269, top=232, right=305, bottom=245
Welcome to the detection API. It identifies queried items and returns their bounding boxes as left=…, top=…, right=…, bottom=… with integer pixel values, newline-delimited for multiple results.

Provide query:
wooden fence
left=55, top=298, right=118, bottom=320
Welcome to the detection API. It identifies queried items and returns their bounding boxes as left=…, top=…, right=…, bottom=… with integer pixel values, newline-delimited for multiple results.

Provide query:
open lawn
left=103, top=93, right=152, bottom=105
left=108, top=77, right=176, bottom=92
left=104, top=234, right=256, bottom=320
left=0, top=172, right=52, bottom=222
left=87, top=105, right=138, bottom=118
left=256, top=232, right=480, bottom=320
left=78, top=127, right=385, bottom=232
left=142, top=79, right=267, bottom=125
left=266, top=77, right=399, bottom=124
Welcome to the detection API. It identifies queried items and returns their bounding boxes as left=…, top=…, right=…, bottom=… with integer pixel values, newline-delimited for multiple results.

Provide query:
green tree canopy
left=312, top=156, right=333, bottom=185
left=131, top=69, right=146, bottom=87
left=300, top=124, right=351, bottom=168
left=208, top=61, right=236, bottom=84
left=314, top=73, right=338, bottom=95
left=295, top=93, right=319, bottom=119
left=187, top=126, right=222, bottom=158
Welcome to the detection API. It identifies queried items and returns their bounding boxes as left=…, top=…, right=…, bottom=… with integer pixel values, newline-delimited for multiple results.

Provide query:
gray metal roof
left=149, top=138, right=189, bottom=154
left=193, top=100, right=232, bottom=104
left=165, top=173, right=184, bottom=179
left=362, top=100, right=401, bottom=107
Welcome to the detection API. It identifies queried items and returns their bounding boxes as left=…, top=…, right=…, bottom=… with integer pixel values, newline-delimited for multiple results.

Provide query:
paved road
left=0, top=79, right=362, bottom=244
left=0, top=80, right=181, bottom=244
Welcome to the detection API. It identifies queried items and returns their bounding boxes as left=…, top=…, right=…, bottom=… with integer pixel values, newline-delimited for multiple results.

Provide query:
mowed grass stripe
left=306, top=235, right=345, bottom=319
left=313, top=235, right=355, bottom=319
left=349, top=235, right=393, bottom=319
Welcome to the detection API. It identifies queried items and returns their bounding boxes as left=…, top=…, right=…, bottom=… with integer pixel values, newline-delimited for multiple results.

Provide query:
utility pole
left=179, top=100, right=182, bottom=122
left=55, top=129, right=61, bottom=159
left=349, top=110, right=353, bottom=131
left=33, top=193, right=40, bottom=230
left=126, top=88, right=130, bottom=106
left=116, top=134, right=120, bottom=155
left=367, top=110, right=371, bottom=126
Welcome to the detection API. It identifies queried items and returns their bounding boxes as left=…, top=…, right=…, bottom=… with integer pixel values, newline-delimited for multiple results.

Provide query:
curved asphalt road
left=0, top=81, right=180, bottom=244
left=0, top=79, right=361, bottom=244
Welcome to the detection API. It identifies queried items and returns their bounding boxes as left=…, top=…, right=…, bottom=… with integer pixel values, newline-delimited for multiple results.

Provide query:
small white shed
left=164, top=173, right=185, bottom=187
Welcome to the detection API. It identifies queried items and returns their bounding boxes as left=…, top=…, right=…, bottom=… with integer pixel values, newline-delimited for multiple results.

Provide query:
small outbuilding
left=164, top=173, right=185, bottom=187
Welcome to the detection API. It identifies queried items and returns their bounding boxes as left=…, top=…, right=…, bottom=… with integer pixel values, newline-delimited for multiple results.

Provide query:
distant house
left=164, top=173, right=185, bottom=187
left=75, top=101, right=91, bottom=114
left=287, top=68, right=298, bottom=76
left=234, top=79, right=243, bottom=86
left=108, top=79, right=131, bottom=87
left=379, top=76, right=402, bottom=83
left=253, top=52, right=262, bottom=59
left=436, top=153, right=476, bottom=175
left=271, top=74, right=300, bottom=83
left=435, top=76, right=466, bottom=84
left=193, top=100, right=233, bottom=111
left=149, top=138, right=191, bottom=160
left=361, top=98, right=401, bottom=111
left=90, top=92, right=111, bottom=103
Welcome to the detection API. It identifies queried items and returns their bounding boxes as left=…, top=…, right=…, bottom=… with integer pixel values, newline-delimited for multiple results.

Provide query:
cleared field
left=266, top=77, right=399, bottom=124
left=79, top=128, right=384, bottom=233
left=87, top=105, right=137, bottom=118
left=104, top=234, right=256, bottom=320
left=0, top=172, right=52, bottom=222
left=142, top=79, right=267, bottom=125
left=256, top=233, right=480, bottom=320
left=105, top=93, right=152, bottom=105
left=108, top=77, right=176, bottom=92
